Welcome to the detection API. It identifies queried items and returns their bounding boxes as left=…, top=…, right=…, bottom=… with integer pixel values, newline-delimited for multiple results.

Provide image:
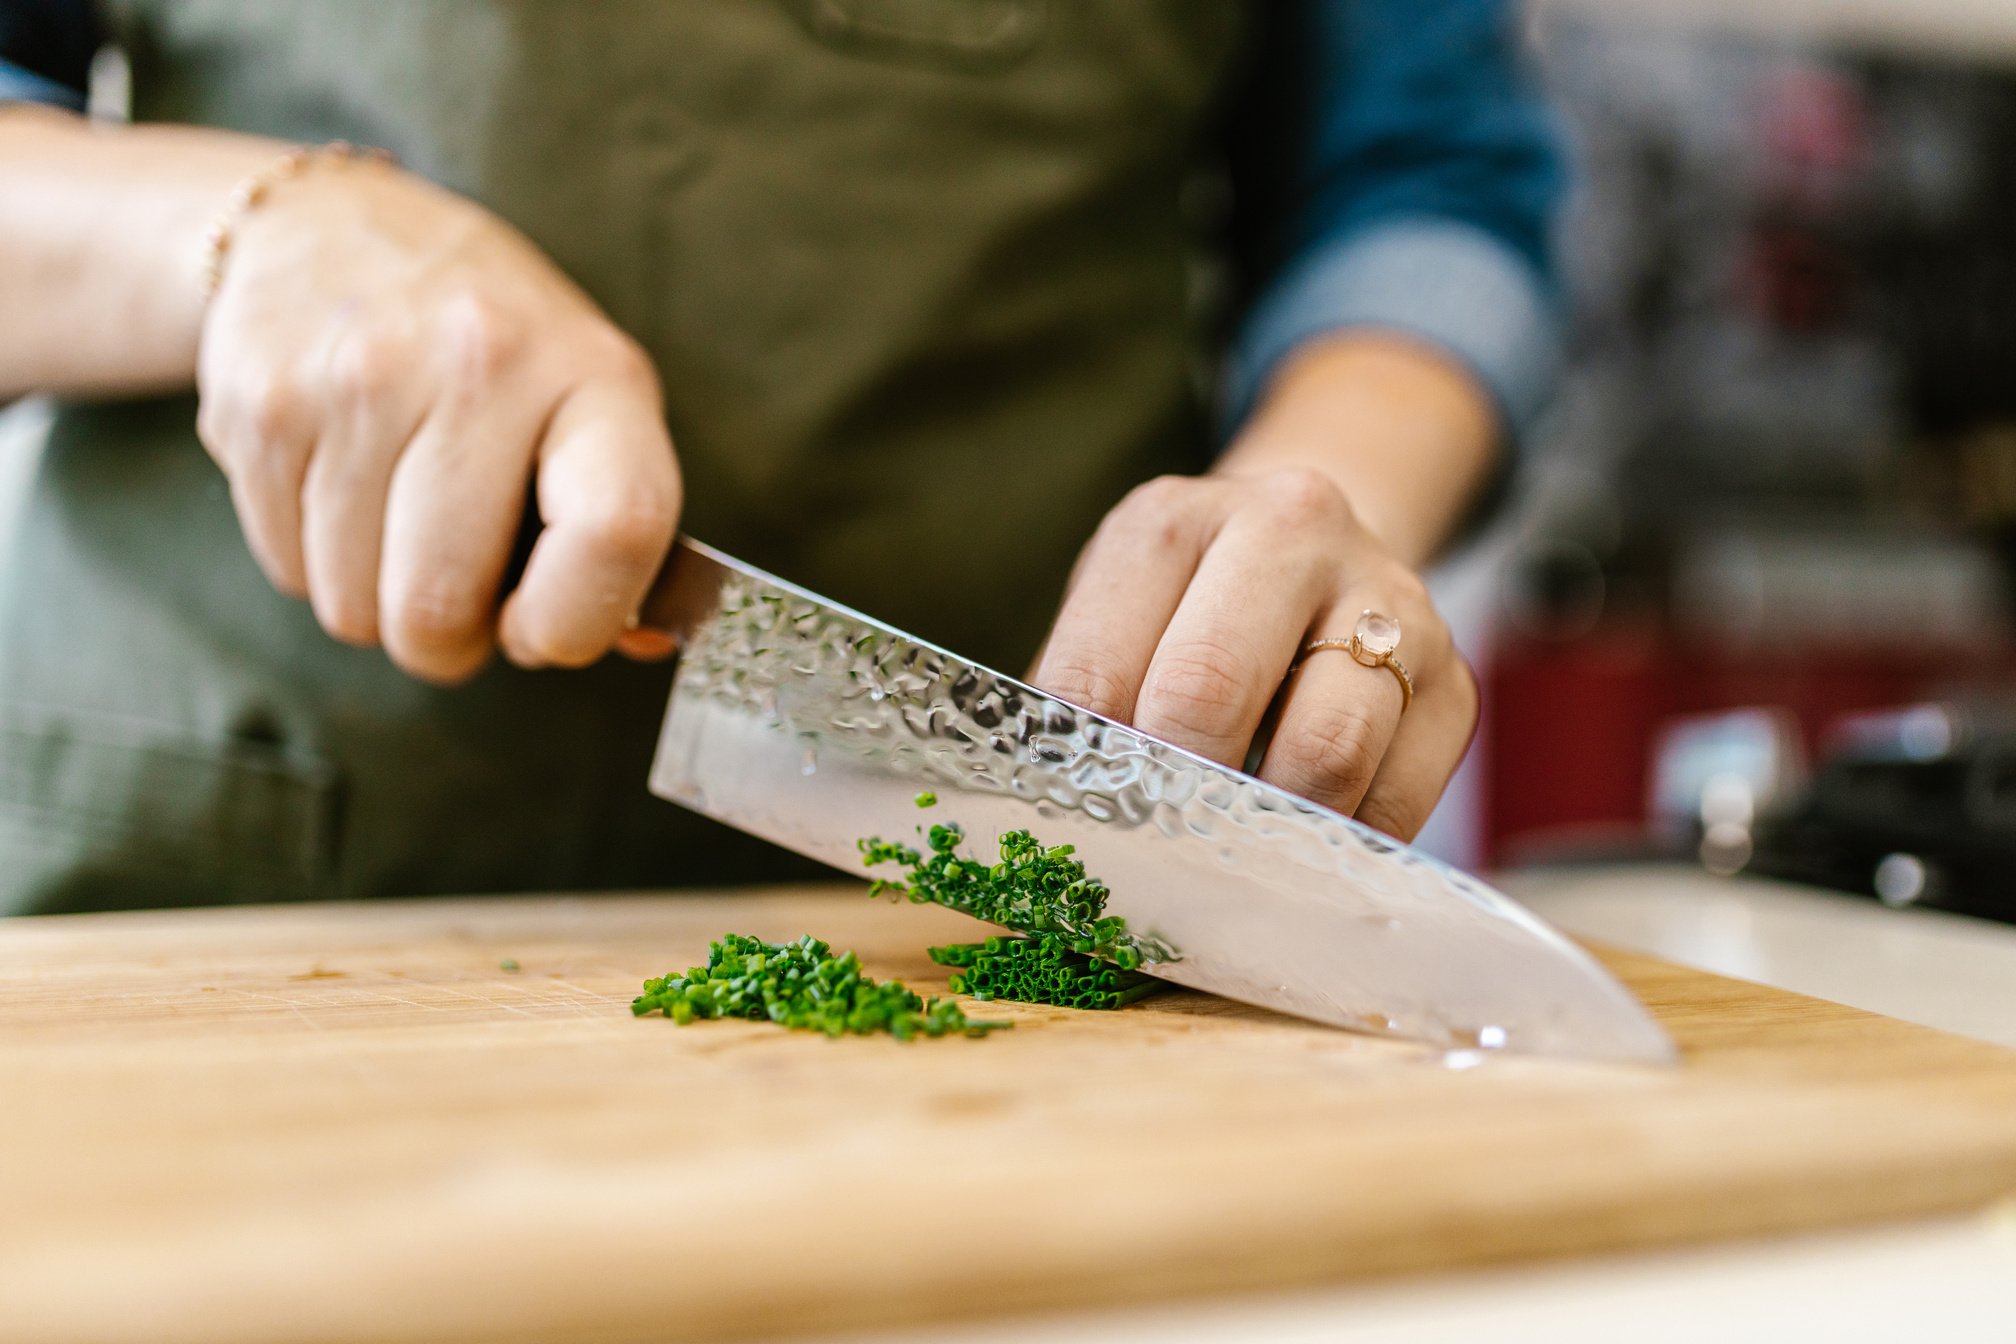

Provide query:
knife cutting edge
left=639, top=537, right=1678, bottom=1066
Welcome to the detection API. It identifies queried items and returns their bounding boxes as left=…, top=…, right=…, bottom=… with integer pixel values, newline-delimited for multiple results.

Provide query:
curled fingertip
left=256, top=556, right=311, bottom=603
left=391, top=644, right=493, bottom=689
left=1031, top=654, right=1137, bottom=723
left=1352, top=796, right=1423, bottom=843
left=498, top=633, right=554, bottom=673
left=312, top=593, right=381, bottom=649
left=494, top=606, right=547, bottom=671
left=497, top=606, right=618, bottom=672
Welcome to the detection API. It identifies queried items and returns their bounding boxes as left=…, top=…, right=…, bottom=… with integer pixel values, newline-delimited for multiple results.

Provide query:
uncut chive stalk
left=927, top=936, right=1166, bottom=1011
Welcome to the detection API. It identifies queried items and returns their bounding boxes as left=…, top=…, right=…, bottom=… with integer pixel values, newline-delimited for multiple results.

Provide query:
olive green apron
left=0, top=0, right=1243, bottom=914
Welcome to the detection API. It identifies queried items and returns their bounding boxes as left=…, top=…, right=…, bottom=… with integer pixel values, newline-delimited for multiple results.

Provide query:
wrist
left=1217, top=332, right=1500, bottom=567
left=0, top=116, right=294, bottom=397
left=201, top=142, right=397, bottom=300
left=123, top=126, right=303, bottom=384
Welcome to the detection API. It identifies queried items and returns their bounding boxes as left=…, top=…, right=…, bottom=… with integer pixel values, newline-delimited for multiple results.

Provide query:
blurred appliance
left=1647, top=707, right=1807, bottom=876
left=1749, top=704, right=2016, bottom=923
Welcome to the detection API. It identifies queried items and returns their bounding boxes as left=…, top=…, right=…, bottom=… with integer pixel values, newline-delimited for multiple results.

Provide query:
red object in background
left=1743, top=225, right=1854, bottom=331
left=1482, top=625, right=2016, bottom=866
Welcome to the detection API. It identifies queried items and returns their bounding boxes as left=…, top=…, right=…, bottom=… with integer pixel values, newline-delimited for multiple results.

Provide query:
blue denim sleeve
left=0, top=0, right=98, bottom=110
left=1224, top=0, right=1565, bottom=442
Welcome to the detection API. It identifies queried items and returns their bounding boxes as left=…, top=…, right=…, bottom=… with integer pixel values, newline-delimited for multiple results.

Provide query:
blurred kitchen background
left=1410, top=0, right=2016, bottom=929
left=6, top=0, right=2016, bottom=920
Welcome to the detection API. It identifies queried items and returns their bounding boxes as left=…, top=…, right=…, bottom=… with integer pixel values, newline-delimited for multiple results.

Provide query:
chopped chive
left=633, top=933, right=1007, bottom=1041
left=860, top=822, right=1172, bottom=1013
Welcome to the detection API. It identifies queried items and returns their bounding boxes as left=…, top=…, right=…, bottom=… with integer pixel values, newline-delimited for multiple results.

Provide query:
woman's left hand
left=1028, top=466, right=1477, bottom=842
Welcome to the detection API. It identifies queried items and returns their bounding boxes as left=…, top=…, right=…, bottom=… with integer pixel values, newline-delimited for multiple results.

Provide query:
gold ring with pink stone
left=1292, top=610, right=1413, bottom=713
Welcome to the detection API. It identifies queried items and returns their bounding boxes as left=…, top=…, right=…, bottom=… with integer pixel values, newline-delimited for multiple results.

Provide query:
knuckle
left=1101, top=475, right=1203, bottom=554
left=1385, top=565, right=1432, bottom=612
left=1345, top=568, right=1440, bottom=645
left=1275, top=704, right=1382, bottom=800
left=1257, top=467, right=1350, bottom=532
left=1121, top=474, right=1195, bottom=516
left=1140, top=639, right=1254, bottom=747
left=326, top=330, right=404, bottom=406
left=579, top=487, right=677, bottom=566
left=1038, top=654, right=1136, bottom=720
left=591, top=329, right=659, bottom=391
left=436, top=291, right=528, bottom=382
left=242, top=372, right=308, bottom=448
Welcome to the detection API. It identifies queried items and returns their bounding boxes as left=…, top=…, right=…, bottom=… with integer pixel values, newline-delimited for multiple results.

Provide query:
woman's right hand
left=196, top=156, right=682, bottom=684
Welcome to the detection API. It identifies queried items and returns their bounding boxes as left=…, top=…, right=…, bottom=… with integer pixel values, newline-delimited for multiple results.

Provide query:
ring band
left=1381, top=653, right=1414, bottom=711
left=1292, top=610, right=1413, bottom=712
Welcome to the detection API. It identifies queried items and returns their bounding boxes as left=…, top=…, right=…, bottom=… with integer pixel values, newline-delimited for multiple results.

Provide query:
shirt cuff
left=0, top=61, right=87, bottom=111
left=1222, top=216, right=1561, bottom=445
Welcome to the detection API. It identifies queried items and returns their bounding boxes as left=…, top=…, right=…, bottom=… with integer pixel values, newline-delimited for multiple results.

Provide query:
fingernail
left=616, top=628, right=679, bottom=662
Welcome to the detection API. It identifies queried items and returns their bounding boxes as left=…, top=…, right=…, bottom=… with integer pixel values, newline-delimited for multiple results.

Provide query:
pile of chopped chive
left=633, top=797, right=1168, bottom=1039
left=632, top=932, right=1007, bottom=1041
left=858, top=792, right=1171, bottom=1011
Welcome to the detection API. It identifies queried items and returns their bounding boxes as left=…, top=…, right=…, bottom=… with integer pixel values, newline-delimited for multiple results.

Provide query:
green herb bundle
left=859, top=794, right=1170, bottom=971
left=859, top=793, right=1170, bottom=1011
left=632, top=933, right=1007, bottom=1041
left=929, top=935, right=1162, bottom=1010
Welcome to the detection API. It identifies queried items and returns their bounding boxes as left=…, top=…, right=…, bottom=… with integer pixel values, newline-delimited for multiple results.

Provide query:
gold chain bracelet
left=201, top=140, right=395, bottom=299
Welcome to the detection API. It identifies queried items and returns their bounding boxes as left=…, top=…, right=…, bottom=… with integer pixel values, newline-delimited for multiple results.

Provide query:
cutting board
left=4, top=886, right=2016, bottom=1344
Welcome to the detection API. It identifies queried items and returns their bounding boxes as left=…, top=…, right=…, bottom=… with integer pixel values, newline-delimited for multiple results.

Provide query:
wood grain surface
left=3, top=885, right=2015, bottom=1344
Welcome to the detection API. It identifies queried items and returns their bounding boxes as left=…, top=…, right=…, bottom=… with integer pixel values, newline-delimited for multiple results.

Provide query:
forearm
left=1215, top=331, right=1500, bottom=570
left=0, top=105, right=284, bottom=399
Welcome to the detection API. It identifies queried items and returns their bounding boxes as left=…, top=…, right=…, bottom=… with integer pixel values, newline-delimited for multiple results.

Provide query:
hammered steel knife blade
left=640, top=538, right=1676, bottom=1065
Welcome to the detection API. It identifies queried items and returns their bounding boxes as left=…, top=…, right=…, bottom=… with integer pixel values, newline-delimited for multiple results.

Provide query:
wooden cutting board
left=4, top=885, right=2016, bottom=1344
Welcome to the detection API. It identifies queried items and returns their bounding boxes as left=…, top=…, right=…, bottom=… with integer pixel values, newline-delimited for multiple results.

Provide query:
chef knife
left=638, top=537, right=1677, bottom=1065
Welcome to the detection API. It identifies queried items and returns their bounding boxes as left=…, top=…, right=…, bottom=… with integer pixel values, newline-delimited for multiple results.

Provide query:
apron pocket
left=0, top=702, right=339, bottom=912
left=786, top=0, right=1045, bottom=71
